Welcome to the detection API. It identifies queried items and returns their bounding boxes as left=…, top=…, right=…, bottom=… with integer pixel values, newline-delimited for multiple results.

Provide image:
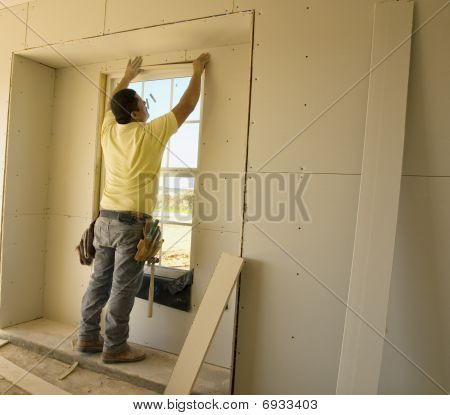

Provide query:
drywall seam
left=336, top=0, right=414, bottom=394
left=231, top=9, right=255, bottom=395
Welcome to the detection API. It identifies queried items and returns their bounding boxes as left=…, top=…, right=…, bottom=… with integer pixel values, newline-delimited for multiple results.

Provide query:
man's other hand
left=193, top=53, right=210, bottom=75
left=125, top=56, right=143, bottom=81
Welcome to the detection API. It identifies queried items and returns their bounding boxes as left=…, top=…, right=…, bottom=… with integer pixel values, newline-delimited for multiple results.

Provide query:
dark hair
left=111, top=89, right=139, bottom=124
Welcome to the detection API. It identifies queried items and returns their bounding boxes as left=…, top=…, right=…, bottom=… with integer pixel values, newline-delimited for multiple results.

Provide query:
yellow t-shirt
left=99, top=110, right=178, bottom=214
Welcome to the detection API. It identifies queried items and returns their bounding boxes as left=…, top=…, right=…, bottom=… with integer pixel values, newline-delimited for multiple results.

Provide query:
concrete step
left=0, top=318, right=230, bottom=394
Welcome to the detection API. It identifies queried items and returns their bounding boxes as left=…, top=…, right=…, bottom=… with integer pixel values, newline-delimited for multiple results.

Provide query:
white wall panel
left=0, top=55, right=54, bottom=328
left=104, top=0, right=233, bottom=34
left=46, top=65, right=101, bottom=218
left=189, top=45, right=250, bottom=173
left=43, top=215, right=91, bottom=323
left=378, top=176, right=448, bottom=394
left=0, top=215, right=47, bottom=327
left=235, top=173, right=360, bottom=393
left=0, top=4, right=27, bottom=192
left=237, top=0, right=374, bottom=174
left=2, top=55, right=54, bottom=216
left=19, top=12, right=252, bottom=68
left=25, top=0, right=106, bottom=49
left=0, top=3, right=27, bottom=53
left=188, top=44, right=251, bottom=233
left=0, top=1, right=27, bottom=8
left=194, top=172, right=244, bottom=234
left=402, top=0, right=450, bottom=176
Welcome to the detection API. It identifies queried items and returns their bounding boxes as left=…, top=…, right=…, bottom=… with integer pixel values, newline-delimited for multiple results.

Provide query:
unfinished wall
left=0, top=3, right=27, bottom=231
left=3, top=8, right=252, bottom=372
left=234, top=0, right=373, bottom=394
left=0, top=0, right=449, bottom=394
left=42, top=63, right=101, bottom=325
left=0, top=54, right=54, bottom=327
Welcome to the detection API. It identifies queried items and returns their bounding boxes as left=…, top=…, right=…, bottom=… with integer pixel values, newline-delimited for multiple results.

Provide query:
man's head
left=111, top=88, right=149, bottom=124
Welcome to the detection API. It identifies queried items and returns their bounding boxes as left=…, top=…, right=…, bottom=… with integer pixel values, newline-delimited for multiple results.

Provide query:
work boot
left=102, top=344, right=146, bottom=364
left=75, top=335, right=104, bottom=353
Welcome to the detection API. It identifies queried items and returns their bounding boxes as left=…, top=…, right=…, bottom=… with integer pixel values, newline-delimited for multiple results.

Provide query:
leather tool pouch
left=76, top=212, right=99, bottom=266
left=134, top=218, right=160, bottom=262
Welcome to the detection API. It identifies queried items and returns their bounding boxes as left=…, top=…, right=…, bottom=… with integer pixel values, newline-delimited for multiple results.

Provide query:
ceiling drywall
left=0, top=0, right=26, bottom=9
left=16, top=11, right=252, bottom=68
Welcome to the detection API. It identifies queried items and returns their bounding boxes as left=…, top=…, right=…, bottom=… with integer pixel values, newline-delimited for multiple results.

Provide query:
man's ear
left=130, top=111, right=139, bottom=121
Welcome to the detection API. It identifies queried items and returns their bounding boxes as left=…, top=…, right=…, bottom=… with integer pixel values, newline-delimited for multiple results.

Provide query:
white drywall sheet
left=0, top=1, right=26, bottom=9
left=18, top=12, right=252, bottom=69
left=104, top=0, right=233, bottom=34
left=378, top=177, right=448, bottom=394
left=0, top=55, right=54, bottom=328
left=0, top=4, right=27, bottom=223
left=402, top=0, right=450, bottom=176
left=25, top=0, right=106, bottom=49
left=0, top=356, right=69, bottom=394
left=336, top=0, right=414, bottom=394
left=164, top=253, right=244, bottom=395
left=240, top=0, right=374, bottom=175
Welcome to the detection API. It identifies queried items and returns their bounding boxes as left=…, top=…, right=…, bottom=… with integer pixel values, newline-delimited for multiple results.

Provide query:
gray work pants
left=79, top=215, right=145, bottom=353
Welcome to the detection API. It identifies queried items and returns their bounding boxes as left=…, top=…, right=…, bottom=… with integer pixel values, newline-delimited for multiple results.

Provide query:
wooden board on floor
left=164, top=253, right=244, bottom=395
left=0, top=357, right=70, bottom=395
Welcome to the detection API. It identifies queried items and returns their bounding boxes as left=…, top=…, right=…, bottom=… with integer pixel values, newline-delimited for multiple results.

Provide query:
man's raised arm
left=106, top=56, right=143, bottom=111
left=172, top=53, right=210, bottom=128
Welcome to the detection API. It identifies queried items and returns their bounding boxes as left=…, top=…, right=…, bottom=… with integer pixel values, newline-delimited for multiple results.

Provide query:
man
left=76, top=53, right=210, bottom=363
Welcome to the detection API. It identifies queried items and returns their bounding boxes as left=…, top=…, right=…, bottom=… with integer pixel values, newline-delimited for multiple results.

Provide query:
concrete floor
left=0, top=318, right=230, bottom=394
left=0, top=342, right=156, bottom=395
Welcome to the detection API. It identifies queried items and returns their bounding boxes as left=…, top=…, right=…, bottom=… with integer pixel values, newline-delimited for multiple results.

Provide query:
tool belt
left=134, top=217, right=164, bottom=262
left=76, top=211, right=162, bottom=266
left=99, top=209, right=151, bottom=223
left=100, top=210, right=164, bottom=262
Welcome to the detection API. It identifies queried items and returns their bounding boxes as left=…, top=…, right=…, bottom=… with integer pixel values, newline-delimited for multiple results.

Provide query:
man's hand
left=193, top=53, right=210, bottom=75
left=172, top=53, right=210, bottom=127
left=106, top=56, right=143, bottom=111
left=124, top=56, right=143, bottom=81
